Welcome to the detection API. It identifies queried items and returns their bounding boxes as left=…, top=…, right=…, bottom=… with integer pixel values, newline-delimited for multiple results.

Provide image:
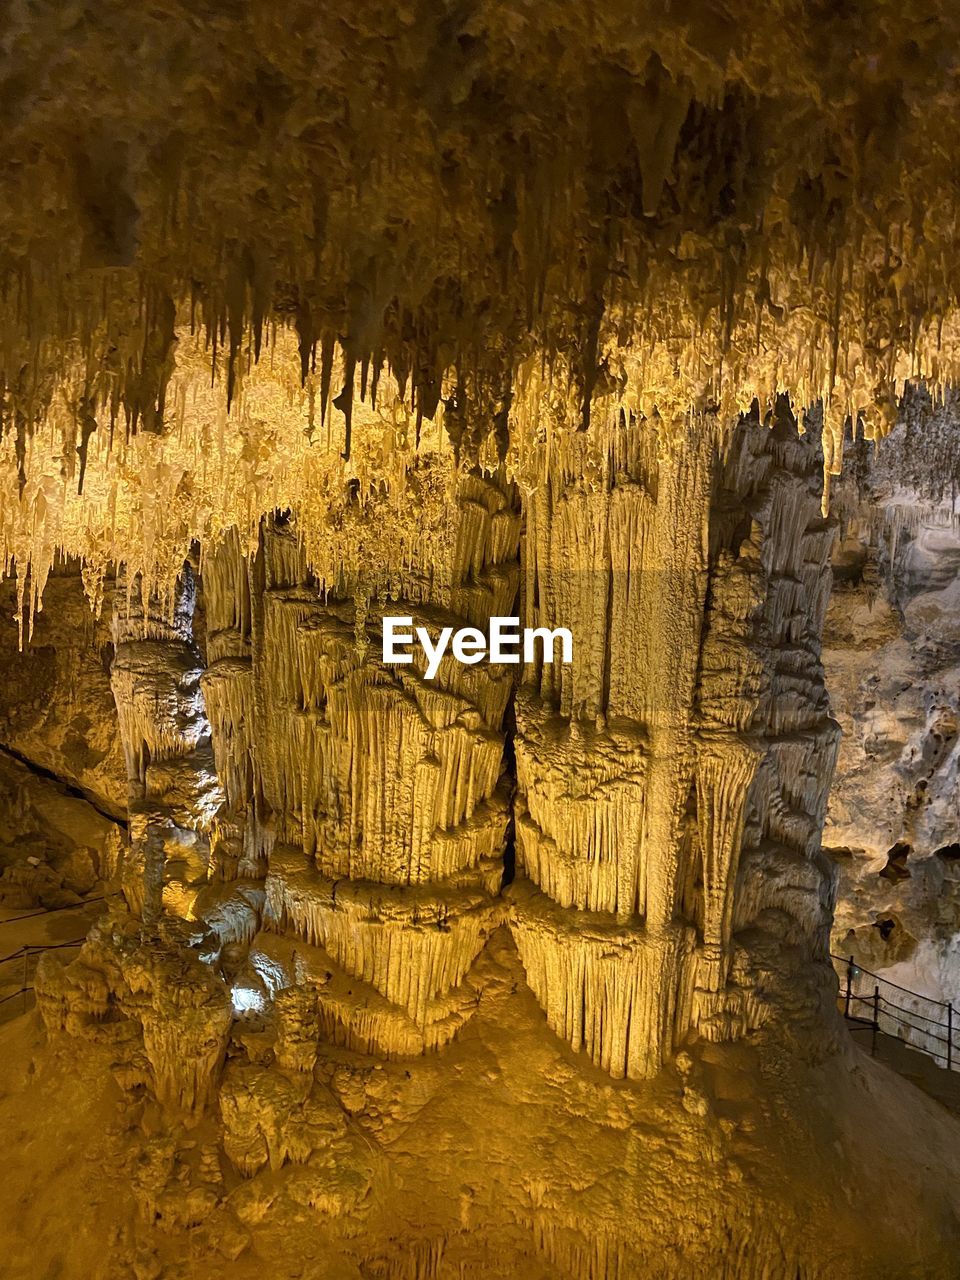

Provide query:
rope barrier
left=0, top=938, right=88, bottom=968
left=0, top=936, right=89, bottom=1017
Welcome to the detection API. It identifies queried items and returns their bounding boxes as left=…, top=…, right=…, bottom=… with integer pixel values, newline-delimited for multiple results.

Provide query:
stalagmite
left=36, top=911, right=233, bottom=1113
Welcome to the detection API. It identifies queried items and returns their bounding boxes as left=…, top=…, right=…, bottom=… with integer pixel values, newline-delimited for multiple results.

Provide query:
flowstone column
left=249, top=469, right=521, bottom=1055
left=509, top=416, right=716, bottom=1079
left=509, top=405, right=840, bottom=1079
left=110, top=568, right=223, bottom=924
left=35, top=569, right=236, bottom=1116
left=703, top=406, right=841, bottom=1036
left=200, top=529, right=267, bottom=882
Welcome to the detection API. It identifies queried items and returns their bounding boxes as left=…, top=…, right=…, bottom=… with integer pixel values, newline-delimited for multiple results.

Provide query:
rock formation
left=3, top=5, right=960, bottom=1278
left=510, top=406, right=838, bottom=1079
left=0, top=565, right=126, bottom=817
left=0, top=564, right=124, bottom=922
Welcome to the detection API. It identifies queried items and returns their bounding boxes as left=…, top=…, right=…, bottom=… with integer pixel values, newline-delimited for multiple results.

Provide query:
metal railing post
left=948, top=1003, right=954, bottom=1072
left=872, top=985, right=880, bottom=1057
left=21, top=946, right=27, bottom=1015
left=845, top=955, right=854, bottom=1018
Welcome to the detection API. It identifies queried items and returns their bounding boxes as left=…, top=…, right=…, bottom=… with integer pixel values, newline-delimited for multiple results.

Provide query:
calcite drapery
left=510, top=406, right=839, bottom=1078
left=231, top=469, right=521, bottom=1053
left=88, top=402, right=842, bottom=1086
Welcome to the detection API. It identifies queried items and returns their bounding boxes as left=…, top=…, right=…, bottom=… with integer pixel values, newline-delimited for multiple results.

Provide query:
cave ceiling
left=1, top=0, right=960, bottom=618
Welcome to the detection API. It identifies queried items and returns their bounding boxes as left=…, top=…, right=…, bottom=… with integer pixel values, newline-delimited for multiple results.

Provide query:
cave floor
left=0, top=930, right=959, bottom=1279
left=846, top=1021, right=960, bottom=1117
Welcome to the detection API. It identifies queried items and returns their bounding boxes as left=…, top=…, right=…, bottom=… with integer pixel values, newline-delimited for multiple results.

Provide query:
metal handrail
left=0, top=893, right=120, bottom=1016
left=0, top=937, right=89, bottom=1010
left=0, top=893, right=117, bottom=928
left=829, top=951, right=951, bottom=1007
left=832, top=953, right=955, bottom=1071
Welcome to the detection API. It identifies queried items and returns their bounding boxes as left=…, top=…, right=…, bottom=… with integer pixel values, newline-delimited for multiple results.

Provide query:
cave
left=1, top=4, right=960, bottom=1278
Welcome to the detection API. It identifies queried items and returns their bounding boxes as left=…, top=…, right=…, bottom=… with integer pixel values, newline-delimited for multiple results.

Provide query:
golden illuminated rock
left=2, top=6, right=960, bottom=1279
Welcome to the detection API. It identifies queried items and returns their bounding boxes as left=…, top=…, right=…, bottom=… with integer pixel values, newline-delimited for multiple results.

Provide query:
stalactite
left=510, top=881, right=696, bottom=1080
left=249, top=927, right=485, bottom=1058
left=693, top=744, right=760, bottom=994
left=265, top=847, right=503, bottom=1027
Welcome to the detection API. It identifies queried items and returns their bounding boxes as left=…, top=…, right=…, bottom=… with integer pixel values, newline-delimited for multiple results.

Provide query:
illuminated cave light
left=230, top=983, right=266, bottom=1017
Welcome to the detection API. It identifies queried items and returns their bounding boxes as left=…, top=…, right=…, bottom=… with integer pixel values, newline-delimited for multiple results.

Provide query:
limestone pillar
left=110, top=567, right=222, bottom=924
left=510, top=405, right=840, bottom=1078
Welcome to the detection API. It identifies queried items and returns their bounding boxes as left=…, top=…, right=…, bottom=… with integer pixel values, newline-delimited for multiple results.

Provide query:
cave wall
left=0, top=566, right=126, bottom=817
left=0, top=565, right=126, bottom=912
left=824, top=466, right=960, bottom=1021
